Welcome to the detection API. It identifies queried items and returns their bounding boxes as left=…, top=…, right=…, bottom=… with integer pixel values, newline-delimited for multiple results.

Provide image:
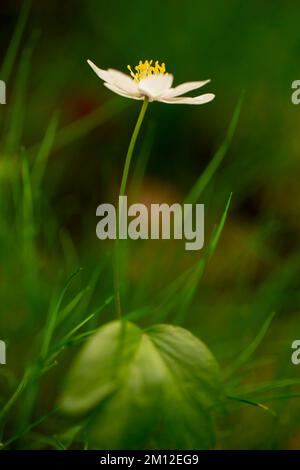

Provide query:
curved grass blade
left=185, top=92, right=244, bottom=204
left=124, top=194, right=232, bottom=324
left=174, top=193, right=233, bottom=323
left=224, top=311, right=276, bottom=379
left=41, top=268, right=82, bottom=360
left=226, top=395, right=276, bottom=416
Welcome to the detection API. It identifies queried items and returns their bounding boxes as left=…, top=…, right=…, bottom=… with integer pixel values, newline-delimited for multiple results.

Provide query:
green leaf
left=59, top=321, right=223, bottom=449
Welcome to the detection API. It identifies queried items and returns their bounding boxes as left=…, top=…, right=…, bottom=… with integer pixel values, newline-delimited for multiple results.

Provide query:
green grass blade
left=232, top=379, right=300, bottom=397
left=3, top=35, right=36, bottom=153
left=61, top=329, right=98, bottom=346
left=2, top=407, right=58, bottom=448
left=32, top=111, right=60, bottom=189
left=47, top=296, right=113, bottom=365
left=185, top=93, right=244, bottom=204
left=40, top=268, right=82, bottom=360
left=57, top=295, right=113, bottom=348
left=29, top=98, right=128, bottom=154
left=253, top=393, right=300, bottom=402
left=126, top=194, right=233, bottom=324
left=0, top=0, right=32, bottom=83
left=22, top=154, right=35, bottom=242
left=56, top=286, right=91, bottom=328
left=226, top=395, right=276, bottom=416
left=74, top=261, right=108, bottom=328
left=207, top=192, right=233, bottom=257
left=20, top=152, right=40, bottom=301
left=174, top=193, right=233, bottom=323
left=225, top=311, right=276, bottom=379
left=0, top=371, right=29, bottom=423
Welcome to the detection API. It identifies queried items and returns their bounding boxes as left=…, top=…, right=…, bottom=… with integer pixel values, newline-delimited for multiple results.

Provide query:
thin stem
left=119, top=98, right=149, bottom=197
left=114, top=98, right=149, bottom=318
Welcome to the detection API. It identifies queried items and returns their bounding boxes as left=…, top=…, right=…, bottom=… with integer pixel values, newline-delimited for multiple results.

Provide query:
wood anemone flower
left=87, top=59, right=215, bottom=105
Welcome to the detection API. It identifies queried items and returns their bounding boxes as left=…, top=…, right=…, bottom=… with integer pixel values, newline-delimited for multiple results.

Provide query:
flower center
left=127, top=60, right=168, bottom=82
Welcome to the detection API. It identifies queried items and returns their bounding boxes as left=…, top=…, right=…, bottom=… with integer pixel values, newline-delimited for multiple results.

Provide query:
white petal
left=159, top=93, right=215, bottom=105
left=87, top=59, right=110, bottom=82
left=163, top=80, right=211, bottom=98
left=107, top=69, right=139, bottom=95
left=138, top=74, right=173, bottom=100
left=87, top=60, right=140, bottom=97
left=103, top=82, right=143, bottom=100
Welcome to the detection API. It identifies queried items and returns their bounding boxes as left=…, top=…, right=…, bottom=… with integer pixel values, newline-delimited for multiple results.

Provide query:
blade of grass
left=29, top=98, right=128, bottom=154
left=20, top=152, right=40, bottom=308
left=56, top=286, right=91, bottom=328
left=22, top=153, right=35, bottom=242
left=226, top=395, right=276, bottom=416
left=254, top=393, right=300, bottom=402
left=17, top=269, right=83, bottom=430
left=134, top=97, right=242, bottom=313
left=185, top=92, right=244, bottom=205
left=38, top=292, right=112, bottom=374
left=224, top=311, right=276, bottom=379
left=40, top=268, right=82, bottom=360
left=60, top=329, right=98, bottom=346
left=124, top=195, right=232, bottom=324
left=60, top=230, right=80, bottom=276
left=1, top=407, right=58, bottom=449
left=3, top=32, right=38, bottom=153
left=74, top=261, right=108, bottom=329
left=123, top=305, right=154, bottom=322
left=48, top=295, right=114, bottom=364
left=32, top=111, right=60, bottom=190
left=174, top=193, right=233, bottom=323
left=0, top=371, right=29, bottom=424
left=0, top=0, right=32, bottom=83
left=231, top=378, right=300, bottom=397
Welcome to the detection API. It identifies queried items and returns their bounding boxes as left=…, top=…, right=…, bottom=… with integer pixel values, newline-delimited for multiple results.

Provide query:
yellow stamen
left=127, top=60, right=168, bottom=82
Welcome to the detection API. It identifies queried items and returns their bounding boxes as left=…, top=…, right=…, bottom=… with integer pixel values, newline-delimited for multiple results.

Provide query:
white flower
left=87, top=59, right=215, bottom=105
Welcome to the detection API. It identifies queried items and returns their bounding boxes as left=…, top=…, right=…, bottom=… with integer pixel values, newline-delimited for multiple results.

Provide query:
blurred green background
left=0, top=0, right=300, bottom=449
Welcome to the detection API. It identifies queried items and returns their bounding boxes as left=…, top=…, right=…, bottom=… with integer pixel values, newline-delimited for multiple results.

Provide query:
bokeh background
left=0, top=0, right=300, bottom=449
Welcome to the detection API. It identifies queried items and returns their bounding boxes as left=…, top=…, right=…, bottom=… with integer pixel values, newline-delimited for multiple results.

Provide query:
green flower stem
left=119, top=98, right=149, bottom=197
left=114, top=98, right=149, bottom=319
